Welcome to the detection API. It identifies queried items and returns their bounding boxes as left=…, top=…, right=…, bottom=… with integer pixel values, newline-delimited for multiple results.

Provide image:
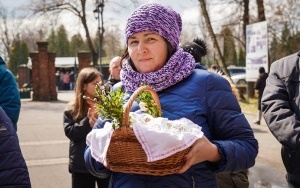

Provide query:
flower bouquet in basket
left=87, top=84, right=203, bottom=176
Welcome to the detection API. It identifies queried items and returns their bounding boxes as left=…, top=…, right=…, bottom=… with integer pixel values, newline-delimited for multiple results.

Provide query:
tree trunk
left=198, top=0, right=231, bottom=77
left=80, top=0, right=98, bottom=66
left=256, top=0, right=266, bottom=21
left=243, top=0, right=249, bottom=45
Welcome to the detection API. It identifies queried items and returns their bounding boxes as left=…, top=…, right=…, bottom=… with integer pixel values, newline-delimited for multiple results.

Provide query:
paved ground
left=18, top=91, right=288, bottom=188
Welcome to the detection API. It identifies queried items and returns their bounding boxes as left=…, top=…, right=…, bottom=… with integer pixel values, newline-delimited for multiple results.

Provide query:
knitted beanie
left=125, top=3, right=182, bottom=49
left=181, top=38, right=207, bottom=62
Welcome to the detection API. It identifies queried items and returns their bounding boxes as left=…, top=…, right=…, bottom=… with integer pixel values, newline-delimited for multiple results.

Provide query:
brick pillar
left=18, top=65, right=29, bottom=88
left=29, top=52, right=39, bottom=101
left=49, top=53, right=57, bottom=101
left=29, top=41, right=57, bottom=101
left=77, top=51, right=91, bottom=72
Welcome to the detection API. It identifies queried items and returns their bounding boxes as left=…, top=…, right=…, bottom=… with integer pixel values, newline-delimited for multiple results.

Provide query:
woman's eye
left=129, top=40, right=138, bottom=45
left=147, top=38, right=155, bottom=41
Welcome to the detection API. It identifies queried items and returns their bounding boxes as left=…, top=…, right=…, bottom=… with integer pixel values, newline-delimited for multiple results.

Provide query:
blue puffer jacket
left=85, top=69, right=258, bottom=187
left=0, top=57, right=21, bottom=131
left=0, top=107, right=31, bottom=187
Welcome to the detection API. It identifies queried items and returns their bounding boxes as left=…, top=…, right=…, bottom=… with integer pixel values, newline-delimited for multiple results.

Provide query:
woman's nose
left=137, top=42, right=148, bottom=54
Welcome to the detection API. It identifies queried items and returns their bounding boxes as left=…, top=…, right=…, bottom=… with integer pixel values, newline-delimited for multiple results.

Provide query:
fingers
left=178, top=157, right=191, bottom=174
left=87, top=107, right=92, bottom=117
left=88, top=108, right=97, bottom=127
left=178, top=138, right=205, bottom=174
left=178, top=137, right=221, bottom=173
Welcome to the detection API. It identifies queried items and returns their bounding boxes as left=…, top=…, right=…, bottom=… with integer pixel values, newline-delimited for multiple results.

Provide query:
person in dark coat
left=182, top=38, right=249, bottom=188
left=104, top=56, right=121, bottom=92
left=0, top=106, right=31, bottom=187
left=84, top=3, right=258, bottom=187
left=262, top=52, right=300, bottom=188
left=0, top=56, right=21, bottom=131
left=63, top=67, right=111, bottom=188
left=254, top=67, right=268, bottom=125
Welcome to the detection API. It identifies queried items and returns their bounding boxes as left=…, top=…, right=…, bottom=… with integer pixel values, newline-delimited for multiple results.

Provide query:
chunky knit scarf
left=121, top=48, right=195, bottom=92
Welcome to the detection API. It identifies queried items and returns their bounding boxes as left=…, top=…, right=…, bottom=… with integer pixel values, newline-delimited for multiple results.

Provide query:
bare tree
left=0, top=4, right=23, bottom=60
left=256, top=0, right=266, bottom=22
left=242, top=0, right=249, bottom=45
left=198, top=0, right=231, bottom=77
left=29, top=0, right=98, bottom=65
left=103, top=24, right=123, bottom=58
left=28, top=0, right=140, bottom=67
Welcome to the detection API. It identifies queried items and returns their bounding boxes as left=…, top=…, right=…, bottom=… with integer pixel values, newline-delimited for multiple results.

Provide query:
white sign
left=246, top=21, right=268, bottom=82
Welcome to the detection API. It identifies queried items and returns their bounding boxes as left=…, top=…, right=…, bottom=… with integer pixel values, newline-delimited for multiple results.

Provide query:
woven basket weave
left=106, top=85, right=190, bottom=176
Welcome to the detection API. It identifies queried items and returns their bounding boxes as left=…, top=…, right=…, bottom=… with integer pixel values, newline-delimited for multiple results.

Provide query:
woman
left=85, top=3, right=258, bottom=187
left=64, top=67, right=110, bottom=188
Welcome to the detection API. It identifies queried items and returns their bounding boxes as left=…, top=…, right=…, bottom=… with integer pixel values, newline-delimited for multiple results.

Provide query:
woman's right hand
left=87, top=107, right=98, bottom=128
left=178, top=136, right=221, bottom=174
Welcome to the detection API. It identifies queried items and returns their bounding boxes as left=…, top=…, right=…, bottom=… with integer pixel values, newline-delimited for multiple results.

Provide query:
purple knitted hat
left=125, top=3, right=182, bottom=49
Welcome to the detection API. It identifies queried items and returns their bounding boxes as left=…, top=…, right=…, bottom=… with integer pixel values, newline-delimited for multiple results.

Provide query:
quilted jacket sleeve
left=0, top=107, right=31, bottom=187
left=206, top=73, right=258, bottom=172
left=261, top=55, right=300, bottom=151
left=0, top=68, right=21, bottom=131
left=63, top=105, right=92, bottom=142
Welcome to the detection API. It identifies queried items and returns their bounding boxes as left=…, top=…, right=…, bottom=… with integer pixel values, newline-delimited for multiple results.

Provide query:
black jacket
left=261, top=51, right=300, bottom=186
left=63, top=105, right=93, bottom=173
left=0, top=107, right=31, bottom=187
left=255, top=72, right=268, bottom=110
left=104, top=75, right=120, bottom=92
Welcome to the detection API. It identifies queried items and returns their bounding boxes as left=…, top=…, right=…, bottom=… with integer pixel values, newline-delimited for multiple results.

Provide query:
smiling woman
left=84, top=3, right=258, bottom=188
left=127, top=31, right=168, bottom=73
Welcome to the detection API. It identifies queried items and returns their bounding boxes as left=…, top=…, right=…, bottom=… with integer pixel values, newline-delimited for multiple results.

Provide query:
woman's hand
left=178, top=136, right=221, bottom=174
left=87, top=106, right=98, bottom=128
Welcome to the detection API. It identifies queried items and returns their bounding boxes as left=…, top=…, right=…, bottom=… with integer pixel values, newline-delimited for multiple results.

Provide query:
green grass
left=239, top=96, right=258, bottom=114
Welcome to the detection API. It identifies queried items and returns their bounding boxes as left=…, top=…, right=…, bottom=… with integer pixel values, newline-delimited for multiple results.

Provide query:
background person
left=253, top=67, right=268, bottom=125
left=85, top=3, right=258, bottom=187
left=0, top=56, right=21, bottom=131
left=63, top=67, right=110, bottom=188
left=104, top=56, right=121, bottom=92
left=69, top=70, right=76, bottom=90
left=63, top=71, right=70, bottom=90
left=261, top=51, right=300, bottom=188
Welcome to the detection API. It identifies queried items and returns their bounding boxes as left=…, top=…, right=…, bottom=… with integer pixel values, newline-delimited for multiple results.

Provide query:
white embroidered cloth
left=131, top=113, right=203, bottom=162
left=86, top=122, right=114, bottom=166
left=86, top=113, right=203, bottom=164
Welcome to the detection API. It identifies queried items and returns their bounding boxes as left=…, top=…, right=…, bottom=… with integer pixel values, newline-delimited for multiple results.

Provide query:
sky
left=1, top=0, right=262, bottom=58
left=1, top=0, right=203, bottom=39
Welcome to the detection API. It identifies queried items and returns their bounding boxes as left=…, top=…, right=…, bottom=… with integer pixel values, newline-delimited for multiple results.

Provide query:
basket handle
left=122, top=85, right=162, bottom=127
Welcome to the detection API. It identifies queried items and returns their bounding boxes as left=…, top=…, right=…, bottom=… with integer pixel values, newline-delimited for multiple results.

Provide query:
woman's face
left=127, top=31, right=168, bottom=73
left=83, top=76, right=102, bottom=98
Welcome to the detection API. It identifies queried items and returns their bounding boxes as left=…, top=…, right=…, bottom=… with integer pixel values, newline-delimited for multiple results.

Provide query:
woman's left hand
left=178, top=136, right=221, bottom=174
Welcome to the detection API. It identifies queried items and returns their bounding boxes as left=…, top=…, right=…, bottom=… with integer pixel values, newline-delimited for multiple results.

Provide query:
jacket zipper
left=192, top=175, right=195, bottom=188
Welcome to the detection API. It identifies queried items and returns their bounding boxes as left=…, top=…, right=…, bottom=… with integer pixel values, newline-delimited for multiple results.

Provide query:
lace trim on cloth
left=131, top=113, right=203, bottom=162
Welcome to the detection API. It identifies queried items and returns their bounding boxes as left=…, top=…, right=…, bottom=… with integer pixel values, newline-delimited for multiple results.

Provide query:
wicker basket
left=106, top=85, right=190, bottom=176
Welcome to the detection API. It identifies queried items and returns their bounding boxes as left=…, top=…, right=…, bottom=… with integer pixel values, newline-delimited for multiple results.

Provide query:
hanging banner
left=246, top=21, right=268, bottom=82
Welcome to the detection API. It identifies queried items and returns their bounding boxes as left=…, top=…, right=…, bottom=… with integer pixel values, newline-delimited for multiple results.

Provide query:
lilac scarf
left=121, top=48, right=195, bottom=92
